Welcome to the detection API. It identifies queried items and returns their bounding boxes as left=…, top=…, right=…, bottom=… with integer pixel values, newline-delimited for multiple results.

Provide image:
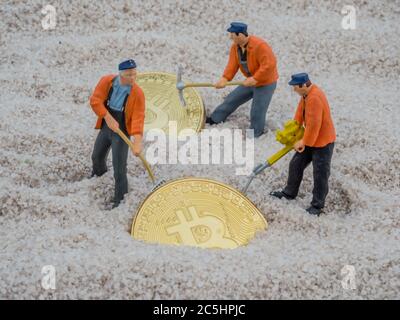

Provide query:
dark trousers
left=210, top=82, right=277, bottom=137
left=283, top=143, right=334, bottom=209
left=91, top=123, right=130, bottom=203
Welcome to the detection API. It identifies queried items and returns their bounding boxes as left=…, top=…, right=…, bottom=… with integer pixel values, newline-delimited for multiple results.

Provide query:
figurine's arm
left=89, top=75, right=119, bottom=132
left=252, top=44, right=276, bottom=83
left=293, top=100, right=304, bottom=125
left=222, top=45, right=240, bottom=81
left=89, top=75, right=112, bottom=118
left=129, top=88, right=145, bottom=156
left=302, top=96, right=323, bottom=146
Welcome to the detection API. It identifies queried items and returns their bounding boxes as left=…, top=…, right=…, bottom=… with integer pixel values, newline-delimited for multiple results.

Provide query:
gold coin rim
left=137, top=72, right=206, bottom=133
left=130, top=177, right=268, bottom=239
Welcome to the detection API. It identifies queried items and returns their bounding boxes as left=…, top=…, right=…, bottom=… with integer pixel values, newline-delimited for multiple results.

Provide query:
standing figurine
left=270, top=73, right=336, bottom=216
left=206, top=22, right=278, bottom=137
left=89, top=59, right=145, bottom=208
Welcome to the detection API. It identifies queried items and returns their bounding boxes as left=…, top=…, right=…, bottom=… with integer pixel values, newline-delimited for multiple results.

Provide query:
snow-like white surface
left=0, top=0, right=399, bottom=299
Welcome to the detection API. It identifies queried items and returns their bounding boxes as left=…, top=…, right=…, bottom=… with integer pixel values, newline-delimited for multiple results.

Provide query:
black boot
left=89, top=169, right=107, bottom=179
left=254, top=129, right=266, bottom=138
left=269, top=190, right=295, bottom=200
left=111, top=199, right=120, bottom=209
left=306, top=206, right=322, bottom=216
left=206, top=116, right=218, bottom=125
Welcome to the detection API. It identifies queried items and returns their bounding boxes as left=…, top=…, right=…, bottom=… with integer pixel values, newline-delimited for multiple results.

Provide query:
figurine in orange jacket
left=89, top=59, right=145, bottom=208
left=270, top=73, right=336, bottom=216
left=206, top=22, right=278, bottom=137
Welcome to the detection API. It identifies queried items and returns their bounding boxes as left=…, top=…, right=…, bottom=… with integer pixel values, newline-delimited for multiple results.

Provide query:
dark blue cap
left=288, top=73, right=310, bottom=86
left=119, top=59, right=137, bottom=71
left=227, top=22, right=248, bottom=34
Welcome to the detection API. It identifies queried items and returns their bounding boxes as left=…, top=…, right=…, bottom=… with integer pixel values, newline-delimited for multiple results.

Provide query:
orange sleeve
left=130, top=88, right=146, bottom=136
left=303, top=96, right=323, bottom=146
left=222, top=45, right=239, bottom=81
left=252, top=43, right=276, bottom=82
left=294, top=99, right=304, bottom=125
left=89, top=75, right=113, bottom=118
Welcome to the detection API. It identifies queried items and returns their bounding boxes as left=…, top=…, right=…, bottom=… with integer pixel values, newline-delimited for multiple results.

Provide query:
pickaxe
left=176, top=66, right=244, bottom=107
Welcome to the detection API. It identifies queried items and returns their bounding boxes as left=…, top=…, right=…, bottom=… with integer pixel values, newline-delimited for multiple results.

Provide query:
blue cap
left=119, top=59, right=137, bottom=71
left=227, top=22, right=248, bottom=34
left=288, top=73, right=310, bottom=86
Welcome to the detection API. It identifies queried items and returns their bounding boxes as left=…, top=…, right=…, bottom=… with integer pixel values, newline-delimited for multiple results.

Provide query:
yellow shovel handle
left=115, top=128, right=155, bottom=183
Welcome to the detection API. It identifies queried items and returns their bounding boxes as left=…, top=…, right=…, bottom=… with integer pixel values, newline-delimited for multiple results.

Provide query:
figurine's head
left=118, top=59, right=137, bottom=86
left=288, top=73, right=312, bottom=96
left=227, top=22, right=249, bottom=46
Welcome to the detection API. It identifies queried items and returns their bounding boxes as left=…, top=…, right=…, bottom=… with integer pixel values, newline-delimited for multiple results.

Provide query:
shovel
left=116, top=128, right=166, bottom=190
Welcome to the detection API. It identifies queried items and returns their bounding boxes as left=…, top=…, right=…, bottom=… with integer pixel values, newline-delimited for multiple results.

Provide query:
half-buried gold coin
left=131, top=178, right=267, bottom=249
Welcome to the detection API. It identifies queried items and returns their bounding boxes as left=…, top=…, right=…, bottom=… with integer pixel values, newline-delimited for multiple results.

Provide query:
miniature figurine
left=89, top=59, right=145, bottom=208
left=206, top=22, right=279, bottom=137
left=270, top=73, right=336, bottom=216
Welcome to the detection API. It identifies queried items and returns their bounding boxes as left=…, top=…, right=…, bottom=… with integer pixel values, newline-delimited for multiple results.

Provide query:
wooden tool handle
left=115, top=128, right=155, bottom=183
left=184, top=81, right=244, bottom=88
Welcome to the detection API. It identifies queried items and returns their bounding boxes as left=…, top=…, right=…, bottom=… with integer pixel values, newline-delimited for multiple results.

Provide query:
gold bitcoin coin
left=137, top=72, right=205, bottom=135
left=131, top=178, right=267, bottom=249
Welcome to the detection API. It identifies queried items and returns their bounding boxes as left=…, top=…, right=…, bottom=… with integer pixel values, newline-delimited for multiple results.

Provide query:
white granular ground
left=0, top=0, right=399, bottom=299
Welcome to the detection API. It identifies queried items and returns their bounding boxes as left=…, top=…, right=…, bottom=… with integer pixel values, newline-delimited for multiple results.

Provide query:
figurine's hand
left=215, top=77, right=228, bottom=89
left=243, top=77, right=257, bottom=87
left=104, top=112, right=119, bottom=132
left=294, top=140, right=305, bottom=153
left=132, top=135, right=142, bottom=156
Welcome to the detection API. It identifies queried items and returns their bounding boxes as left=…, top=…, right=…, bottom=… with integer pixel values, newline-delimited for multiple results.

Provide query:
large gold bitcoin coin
left=137, top=72, right=205, bottom=135
left=131, top=178, right=267, bottom=249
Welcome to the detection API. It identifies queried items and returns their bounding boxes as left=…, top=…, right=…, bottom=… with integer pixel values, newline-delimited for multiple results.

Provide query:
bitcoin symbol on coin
left=144, top=94, right=170, bottom=131
left=131, top=178, right=267, bottom=249
left=137, top=72, right=205, bottom=135
left=165, top=206, right=238, bottom=248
